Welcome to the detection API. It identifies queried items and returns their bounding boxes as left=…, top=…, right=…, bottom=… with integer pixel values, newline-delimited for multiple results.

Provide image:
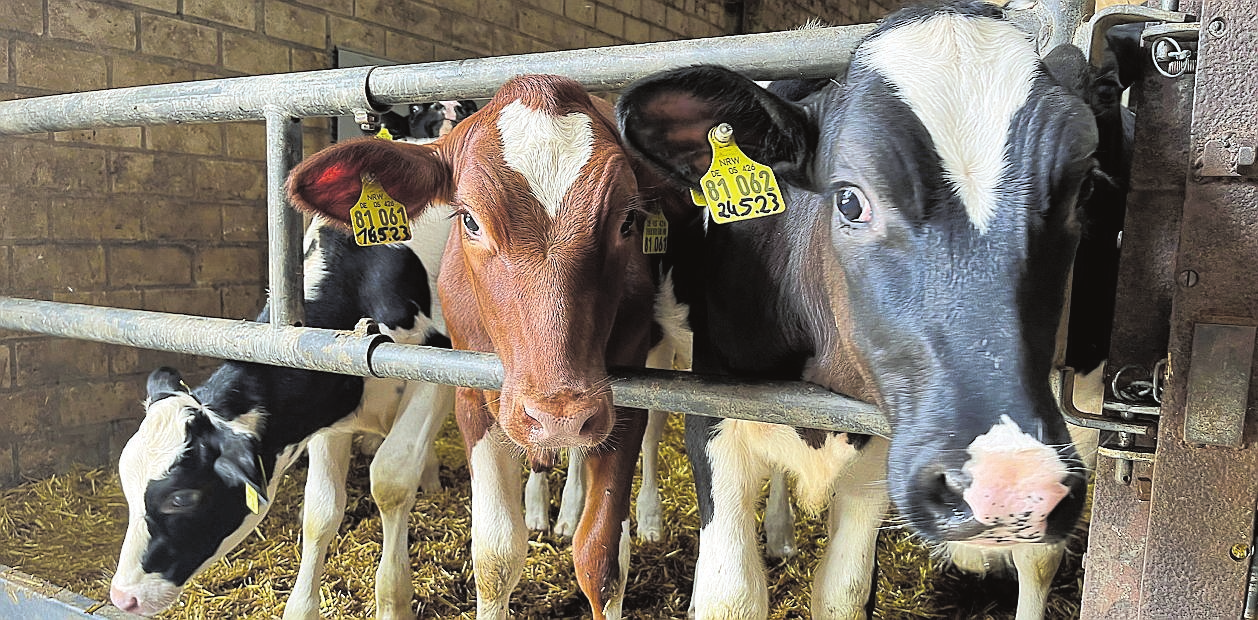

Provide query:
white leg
left=284, top=430, right=353, bottom=620
left=554, top=450, right=587, bottom=539
left=635, top=410, right=666, bottom=542
left=763, top=468, right=797, bottom=559
left=525, top=468, right=551, bottom=533
left=691, top=432, right=769, bottom=620
left=810, top=443, right=888, bottom=620
left=1011, top=542, right=1064, bottom=620
left=601, top=518, right=633, bottom=620
left=469, top=434, right=529, bottom=619
left=370, top=381, right=453, bottom=620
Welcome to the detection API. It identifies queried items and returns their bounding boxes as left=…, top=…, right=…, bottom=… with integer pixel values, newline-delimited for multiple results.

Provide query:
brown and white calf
left=287, top=74, right=681, bottom=619
left=619, top=3, right=1103, bottom=618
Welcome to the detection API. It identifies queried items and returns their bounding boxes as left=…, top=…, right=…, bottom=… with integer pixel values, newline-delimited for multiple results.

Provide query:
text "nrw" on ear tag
left=691, top=123, right=785, bottom=224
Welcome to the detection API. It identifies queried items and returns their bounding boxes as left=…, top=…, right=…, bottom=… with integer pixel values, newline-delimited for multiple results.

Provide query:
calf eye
left=833, top=186, right=871, bottom=227
left=461, top=212, right=481, bottom=234
left=619, top=211, right=636, bottom=237
left=159, top=489, right=203, bottom=514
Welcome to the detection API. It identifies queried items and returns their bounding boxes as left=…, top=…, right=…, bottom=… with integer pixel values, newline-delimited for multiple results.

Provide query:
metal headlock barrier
left=0, top=1, right=1087, bottom=439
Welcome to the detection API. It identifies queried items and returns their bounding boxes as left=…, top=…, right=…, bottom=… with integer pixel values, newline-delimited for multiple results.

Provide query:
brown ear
left=285, top=137, right=453, bottom=226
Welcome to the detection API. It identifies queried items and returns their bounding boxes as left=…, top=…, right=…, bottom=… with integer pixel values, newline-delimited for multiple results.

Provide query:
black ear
left=616, top=64, right=818, bottom=189
left=147, top=367, right=190, bottom=404
left=456, top=99, right=479, bottom=120
left=212, top=431, right=266, bottom=496
left=1041, top=44, right=1092, bottom=101
left=1104, top=23, right=1145, bottom=90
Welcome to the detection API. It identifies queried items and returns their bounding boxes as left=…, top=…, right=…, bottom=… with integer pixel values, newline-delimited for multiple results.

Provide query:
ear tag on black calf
left=642, top=211, right=669, bottom=255
left=692, top=123, right=786, bottom=224
left=350, top=173, right=413, bottom=247
left=244, top=455, right=270, bottom=515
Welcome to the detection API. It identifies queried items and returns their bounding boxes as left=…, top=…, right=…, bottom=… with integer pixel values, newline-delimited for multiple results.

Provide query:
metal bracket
left=1058, top=367, right=1158, bottom=436
left=1076, top=4, right=1194, bottom=69
left=1184, top=323, right=1256, bottom=447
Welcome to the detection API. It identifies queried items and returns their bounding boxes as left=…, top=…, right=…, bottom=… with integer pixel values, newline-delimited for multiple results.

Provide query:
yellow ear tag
left=696, top=123, right=786, bottom=224
left=375, top=127, right=394, bottom=140
left=350, top=175, right=413, bottom=246
left=244, top=483, right=263, bottom=514
left=642, top=212, right=669, bottom=255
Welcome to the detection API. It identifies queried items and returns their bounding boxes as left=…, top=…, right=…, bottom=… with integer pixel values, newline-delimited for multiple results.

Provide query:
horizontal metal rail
left=0, top=25, right=875, bottom=136
left=0, top=297, right=891, bottom=437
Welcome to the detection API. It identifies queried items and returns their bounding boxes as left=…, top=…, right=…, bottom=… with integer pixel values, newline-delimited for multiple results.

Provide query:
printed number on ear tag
left=351, top=176, right=413, bottom=247
left=693, top=123, right=786, bottom=224
left=643, top=212, right=668, bottom=255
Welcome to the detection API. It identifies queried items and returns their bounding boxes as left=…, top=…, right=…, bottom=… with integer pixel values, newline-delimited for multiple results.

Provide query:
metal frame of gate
left=1, top=0, right=1255, bottom=618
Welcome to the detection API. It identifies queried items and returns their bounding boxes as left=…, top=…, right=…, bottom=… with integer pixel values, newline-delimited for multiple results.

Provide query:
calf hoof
left=553, top=513, right=578, bottom=539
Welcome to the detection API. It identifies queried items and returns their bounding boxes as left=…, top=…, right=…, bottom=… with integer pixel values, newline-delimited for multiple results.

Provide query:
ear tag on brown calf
left=642, top=211, right=669, bottom=254
left=694, top=123, right=786, bottom=224
left=375, top=127, right=394, bottom=141
left=350, top=174, right=413, bottom=246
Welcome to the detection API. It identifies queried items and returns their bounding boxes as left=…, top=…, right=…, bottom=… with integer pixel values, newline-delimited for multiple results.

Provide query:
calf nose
left=110, top=586, right=141, bottom=613
left=523, top=398, right=606, bottom=447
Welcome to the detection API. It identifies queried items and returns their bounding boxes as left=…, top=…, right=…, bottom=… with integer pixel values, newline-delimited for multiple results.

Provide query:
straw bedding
left=0, top=414, right=1085, bottom=619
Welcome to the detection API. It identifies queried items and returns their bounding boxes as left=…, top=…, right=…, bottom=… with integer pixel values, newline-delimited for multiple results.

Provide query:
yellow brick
left=453, top=19, right=494, bottom=55
left=141, top=286, right=222, bottom=316
left=481, top=0, right=516, bottom=28
left=384, top=32, right=435, bottom=64
left=12, top=141, right=108, bottom=192
left=357, top=0, right=441, bottom=30
left=141, top=14, right=219, bottom=66
left=565, top=0, right=596, bottom=25
left=51, top=289, right=144, bottom=309
left=223, top=33, right=292, bottom=76
left=111, top=346, right=204, bottom=378
left=331, top=17, right=386, bottom=57
left=186, top=0, right=257, bottom=30
left=224, top=122, right=266, bottom=161
left=265, top=1, right=327, bottom=48
left=0, top=0, right=43, bottom=35
left=0, top=345, right=10, bottom=389
left=49, top=196, right=143, bottom=241
left=0, top=187, right=50, bottom=240
left=291, top=48, right=328, bottom=72
left=196, top=246, right=264, bottom=284
left=222, top=284, right=267, bottom=320
left=109, top=151, right=198, bottom=196
left=109, top=246, right=193, bottom=286
left=59, top=380, right=139, bottom=427
left=13, top=42, right=109, bottom=93
left=111, top=55, right=197, bottom=88
left=10, top=245, right=107, bottom=292
left=49, top=0, right=138, bottom=50
left=14, top=339, right=111, bottom=387
left=0, top=38, right=8, bottom=83
left=300, top=0, right=353, bottom=14
left=147, top=124, right=223, bottom=156
left=0, top=387, right=55, bottom=435
left=596, top=6, right=626, bottom=38
left=222, top=204, right=265, bottom=242
left=142, top=197, right=223, bottom=241
left=197, top=160, right=265, bottom=201
left=53, top=127, right=144, bottom=148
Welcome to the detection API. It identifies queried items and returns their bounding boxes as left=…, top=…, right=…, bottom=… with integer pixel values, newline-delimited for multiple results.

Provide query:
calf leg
left=1011, top=542, right=1065, bottom=620
left=811, top=441, right=888, bottom=620
left=688, top=417, right=770, bottom=620
left=635, top=409, right=666, bottom=542
left=555, top=450, right=587, bottom=538
left=524, top=467, right=552, bottom=533
left=284, top=430, right=354, bottom=620
left=459, top=389, right=528, bottom=620
left=762, top=468, right=796, bottom=558
left=369, top=381, right=453, bottom=620
left=573, top=406, right=648, bottom=620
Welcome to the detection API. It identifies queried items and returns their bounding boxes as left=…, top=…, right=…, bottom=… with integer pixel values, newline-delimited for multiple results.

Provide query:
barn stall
left=0, top=0, right=1253, bottom=617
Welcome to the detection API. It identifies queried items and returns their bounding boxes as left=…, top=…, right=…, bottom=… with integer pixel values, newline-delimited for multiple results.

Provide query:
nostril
left=110, top=587, right=140, bottom=612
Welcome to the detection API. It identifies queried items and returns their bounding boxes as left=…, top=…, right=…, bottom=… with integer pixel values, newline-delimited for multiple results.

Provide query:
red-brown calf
left=287, top=75, right=659, bottom=619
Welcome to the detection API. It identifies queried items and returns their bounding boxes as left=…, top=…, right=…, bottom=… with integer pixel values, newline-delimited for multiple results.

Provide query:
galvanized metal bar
left=0, top=67, right=378, bottom=135
left=365, top=25, right=875, bottom=104
left=0, top=297, right=382, bottom=377
left=0, top=565, right=141, bottom=620
left=0, top=297, right=888, bottom=435
left=264, top=107, right=306, bottom=328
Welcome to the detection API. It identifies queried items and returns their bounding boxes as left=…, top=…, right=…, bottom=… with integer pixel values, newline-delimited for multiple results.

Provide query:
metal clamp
left=1057, top=367, right=1158, bottom=436
left=1075, top=4, right=1194, bottom=69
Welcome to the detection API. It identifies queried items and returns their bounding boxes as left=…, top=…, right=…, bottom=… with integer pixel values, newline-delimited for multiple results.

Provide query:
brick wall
left=0, top=0, right=887, bottom=485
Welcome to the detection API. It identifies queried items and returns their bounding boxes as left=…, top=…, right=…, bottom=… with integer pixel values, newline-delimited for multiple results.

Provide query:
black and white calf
left=619, top=3, right=1101, bottom=618
left=109, top=211, right=454, bottom=620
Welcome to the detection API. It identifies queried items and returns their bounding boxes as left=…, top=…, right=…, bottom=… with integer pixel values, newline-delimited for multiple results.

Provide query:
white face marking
left=858, top=13, right=1038, bottom=234
left=302, top=217, right=332, bottom=299
left=497, top=100, right=595, bottom=218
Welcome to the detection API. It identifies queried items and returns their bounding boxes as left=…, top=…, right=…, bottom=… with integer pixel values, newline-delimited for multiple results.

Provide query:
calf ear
left=616, top=64, right=817, bottom=188
left=146, top=367, right=189, bottom=404
left=286, top=137, right=453, bottom=227
left=212, top=432, right=266, bottom=496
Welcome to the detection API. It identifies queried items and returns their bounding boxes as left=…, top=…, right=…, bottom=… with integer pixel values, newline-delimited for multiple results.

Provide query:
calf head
left=288, top=75, right=655, bottom=455
left=110, top=367, right=284, bottom=615
left=618, top=3, right=1096, bottom=546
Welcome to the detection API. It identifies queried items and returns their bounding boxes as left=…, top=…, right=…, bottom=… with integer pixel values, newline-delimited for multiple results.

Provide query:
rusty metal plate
left=1184, top=323, right=1256, bottom=446
left=1138, top=0, right=1258, bottom=616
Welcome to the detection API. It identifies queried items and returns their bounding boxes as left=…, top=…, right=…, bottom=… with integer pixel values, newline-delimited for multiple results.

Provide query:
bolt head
left=1237, top=146, right=1256, bottom=167
left=1230, top=543, right=1251, bottom=561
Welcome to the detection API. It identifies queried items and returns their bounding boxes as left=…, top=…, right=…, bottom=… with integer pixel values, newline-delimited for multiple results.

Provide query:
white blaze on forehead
left=496, top=100, right=595, bottom=218
left=858, top=13, right=1038, bottom=234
